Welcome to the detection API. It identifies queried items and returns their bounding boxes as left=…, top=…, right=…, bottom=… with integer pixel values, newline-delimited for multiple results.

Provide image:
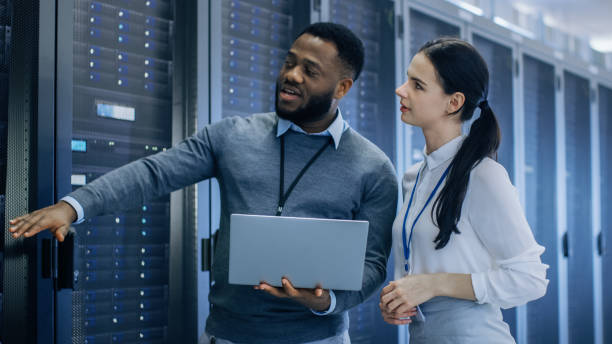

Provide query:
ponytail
left=417, top=37, right=500, bottom=249
left=431, top=99, right=501, bottom=249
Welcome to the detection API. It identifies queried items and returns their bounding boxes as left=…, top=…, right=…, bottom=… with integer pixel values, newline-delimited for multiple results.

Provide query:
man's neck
left=294, top=109, right=338, bottom=134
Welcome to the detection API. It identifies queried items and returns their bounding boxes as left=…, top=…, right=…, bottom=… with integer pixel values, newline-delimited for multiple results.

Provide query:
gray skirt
left=409, top=297, right=516, bottom=344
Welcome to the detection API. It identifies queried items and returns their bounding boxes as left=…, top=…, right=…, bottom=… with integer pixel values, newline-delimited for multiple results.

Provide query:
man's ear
left=334, top=78, right=354, bottom=100
left=447, top=92, right=465, bottom=115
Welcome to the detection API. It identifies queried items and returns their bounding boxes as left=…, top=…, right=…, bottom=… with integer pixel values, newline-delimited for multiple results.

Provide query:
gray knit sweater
left=69, top=112, right=398, bottom=343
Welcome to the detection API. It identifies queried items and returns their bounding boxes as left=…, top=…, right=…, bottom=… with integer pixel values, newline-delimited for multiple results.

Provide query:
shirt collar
left=276, top=108, right=348, bottom=150
left=423, top=135, right=465, bottom=170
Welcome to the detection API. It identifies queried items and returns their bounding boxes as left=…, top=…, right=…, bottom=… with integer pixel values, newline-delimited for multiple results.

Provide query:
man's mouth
left=279, top=86, right=302, bottom=101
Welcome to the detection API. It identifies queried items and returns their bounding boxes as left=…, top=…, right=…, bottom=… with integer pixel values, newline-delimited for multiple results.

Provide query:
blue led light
left=71, top=139, right=87, bottom=152
left=96, top=103, right=135, bottom=122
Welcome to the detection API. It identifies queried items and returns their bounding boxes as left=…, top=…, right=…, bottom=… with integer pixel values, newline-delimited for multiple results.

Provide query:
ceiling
left=509, top=0, right=612, bottom=51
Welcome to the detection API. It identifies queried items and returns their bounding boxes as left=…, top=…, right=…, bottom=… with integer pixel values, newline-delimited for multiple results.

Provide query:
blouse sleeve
left=467, top=158, right=549, bottom=309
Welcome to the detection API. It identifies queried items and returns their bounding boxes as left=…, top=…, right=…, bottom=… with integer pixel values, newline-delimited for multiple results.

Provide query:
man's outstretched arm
left=9, top=123, right=221, bottom=241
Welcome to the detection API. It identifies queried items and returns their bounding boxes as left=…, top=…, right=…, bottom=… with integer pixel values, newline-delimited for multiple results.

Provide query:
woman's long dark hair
left=418, top=37, right=501, bottom=249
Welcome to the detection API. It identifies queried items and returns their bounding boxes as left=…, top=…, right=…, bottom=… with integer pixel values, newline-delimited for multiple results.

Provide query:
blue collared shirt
left=277, top=108, right=349, bottom=316
left=276, top=109, right=349, bottom=150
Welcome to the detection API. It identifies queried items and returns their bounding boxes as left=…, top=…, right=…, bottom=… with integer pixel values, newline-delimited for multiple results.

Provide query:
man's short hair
left=297, top=22, right=365, bottom=81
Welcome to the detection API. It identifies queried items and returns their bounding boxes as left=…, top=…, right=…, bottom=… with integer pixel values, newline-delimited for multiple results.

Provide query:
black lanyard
left=276, top=135, right=333, bottom=216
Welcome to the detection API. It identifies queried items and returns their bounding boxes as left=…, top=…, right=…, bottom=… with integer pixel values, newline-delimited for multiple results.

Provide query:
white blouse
left=392, top=135, right=549, bottom=309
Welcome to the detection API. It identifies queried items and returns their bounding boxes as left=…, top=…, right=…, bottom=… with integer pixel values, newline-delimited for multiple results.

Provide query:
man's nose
left=285, top=66, right=304, bottom=84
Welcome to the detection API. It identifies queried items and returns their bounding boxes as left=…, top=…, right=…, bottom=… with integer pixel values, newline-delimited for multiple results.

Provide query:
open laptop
left=228, top=214, right=369, bottom=291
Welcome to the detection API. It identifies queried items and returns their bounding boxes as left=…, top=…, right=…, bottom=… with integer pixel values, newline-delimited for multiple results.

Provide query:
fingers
left=9, top=212, right=44, bottom=239
left=381, top=282, right=396, bottom=296
left=54, top=225, right=70, bottom=242
left=378, top=303, right=417, bottom=318
left=9, top=214, right=29, bottom=225
left=380, top=287, right=397, bottom=307
left=9, top=203, right=76, bottom=240
left=379, top=303, right=413, bottom=325
left=254, top=282, right=287, bottom=298
left=382, top=314, right=412, bottom=326
left=395, top=303, right=418, bottom=315
left=385, top=298, right=405, bottom=313
left=281, top=278, right=300, bottom=298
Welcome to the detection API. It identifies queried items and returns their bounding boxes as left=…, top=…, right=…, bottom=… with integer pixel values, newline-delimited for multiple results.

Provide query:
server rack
left=522, top=53, right=559, bottom=344
left=213, top=0, right=306, bottom=120
left=563, top=70, right=594, bottom=344
left=62, top=1, right=174, bottom=342
left=0, top=0, right=10, bottom=338
left=53, top=1, right=198, bottom=343
left=2, top=0, right=59, bottom=342
left=471, top=34, right=515, bottom=182
left=599, top=84, right=612, bottom=344
left=328, top=0, right=396, bottom=162
left=327, top=1, right=397, bottom=342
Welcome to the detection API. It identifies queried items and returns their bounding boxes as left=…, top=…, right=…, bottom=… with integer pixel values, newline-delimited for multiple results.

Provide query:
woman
left=379, top=37, right=548, bottom=343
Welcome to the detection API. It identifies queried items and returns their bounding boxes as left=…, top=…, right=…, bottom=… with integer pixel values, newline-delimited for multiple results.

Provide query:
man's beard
left=275, top=82, right=334, bottom=123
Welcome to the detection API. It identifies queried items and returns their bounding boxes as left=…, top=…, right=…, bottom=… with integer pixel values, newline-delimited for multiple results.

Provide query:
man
left=9, top=23, right=398, bottom=343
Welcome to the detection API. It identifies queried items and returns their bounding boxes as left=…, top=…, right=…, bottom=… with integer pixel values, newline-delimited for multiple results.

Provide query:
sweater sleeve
left=68, top=121, right=221, bottom=219
left=330, top=159, right=398, bottom=314
left=468, top=159, right=549, bottom=309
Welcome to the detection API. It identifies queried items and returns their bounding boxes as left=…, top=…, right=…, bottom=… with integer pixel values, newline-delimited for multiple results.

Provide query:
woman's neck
left=422, top=124, right=462, bottom=155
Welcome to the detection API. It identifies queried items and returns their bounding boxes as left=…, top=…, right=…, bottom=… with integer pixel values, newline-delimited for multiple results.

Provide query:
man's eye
left=415, top=83, right=423, bottom=90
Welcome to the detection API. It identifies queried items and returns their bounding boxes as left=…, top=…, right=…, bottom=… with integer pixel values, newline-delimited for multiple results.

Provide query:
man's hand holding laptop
left=255, top=277, right=331, bottom=312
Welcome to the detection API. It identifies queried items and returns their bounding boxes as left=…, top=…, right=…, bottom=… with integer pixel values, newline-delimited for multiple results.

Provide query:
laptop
left=228, top=214, right=369, bottom=291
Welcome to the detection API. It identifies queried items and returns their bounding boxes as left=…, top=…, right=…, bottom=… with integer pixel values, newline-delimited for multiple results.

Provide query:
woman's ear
left=334, top=78, right=354, bottom=100
left=447, top=92, right=465, bottom=115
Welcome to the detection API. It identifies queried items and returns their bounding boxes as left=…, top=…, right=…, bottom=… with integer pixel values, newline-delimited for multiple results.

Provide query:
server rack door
left=471, top=33, right=517, bottom=338
left=3, top=0, right=57, bottom=342
left=327, top=1, right=396, bottom=342
left=0, top=0, right=10, bottom=337
left=522, top=54, right=558, bottom=344
left=598, top=84, right=612, bottom=344
left=407, top=8, right=460, bottom=165
left=56, top=1, right=179, bottom=343
left=564, top=70, right=594, bottom=344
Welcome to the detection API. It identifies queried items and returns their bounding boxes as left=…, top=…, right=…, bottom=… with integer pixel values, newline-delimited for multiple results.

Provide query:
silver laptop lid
left=229, top=214, right=369, bottom=291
